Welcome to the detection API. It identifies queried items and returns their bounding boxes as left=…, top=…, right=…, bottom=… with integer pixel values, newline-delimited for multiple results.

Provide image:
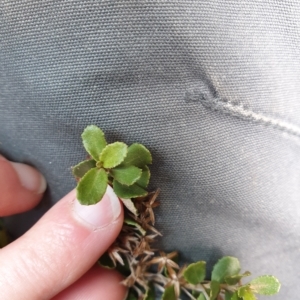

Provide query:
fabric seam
left=199, top=97, right=300, bottom=138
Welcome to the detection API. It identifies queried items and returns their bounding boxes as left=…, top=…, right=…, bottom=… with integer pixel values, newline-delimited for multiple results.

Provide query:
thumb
left=0, top=186, right=124, bottom=300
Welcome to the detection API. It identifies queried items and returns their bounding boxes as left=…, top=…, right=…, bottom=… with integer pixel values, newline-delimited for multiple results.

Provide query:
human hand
left=0, top=155, right=127, bottom=300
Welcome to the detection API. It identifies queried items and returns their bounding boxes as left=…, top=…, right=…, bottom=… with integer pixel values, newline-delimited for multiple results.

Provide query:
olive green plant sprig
left=72, top=125, right=281, bottom=300
left=72, top=125, right=152, bottom=205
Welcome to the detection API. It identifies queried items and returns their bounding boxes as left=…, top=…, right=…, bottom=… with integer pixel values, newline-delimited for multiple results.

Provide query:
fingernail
left=73, top=185, right=122, bottom=229
left=11, top=162, right=47, bottom=194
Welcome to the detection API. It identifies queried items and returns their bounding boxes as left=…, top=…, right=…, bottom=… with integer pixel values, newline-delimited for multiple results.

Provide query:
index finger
left=0, top=155, right=46, bottom=216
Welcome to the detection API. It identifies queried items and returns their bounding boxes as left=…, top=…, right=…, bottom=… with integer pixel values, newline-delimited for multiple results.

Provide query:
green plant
left=72, top=125, right=151, bottom=205
left=0, top=125, right=282, bottom=299
left=72, top=125, right=281, bottom=300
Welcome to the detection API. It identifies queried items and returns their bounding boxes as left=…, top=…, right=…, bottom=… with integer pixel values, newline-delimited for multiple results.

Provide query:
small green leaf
left=161, top=285, right=177, bottom=300
left=81, top=125, right=107, bottom=161
left=197, top=294, right=206, bottom=300
left=243, top=291, right=256, bottom=300
left=136, top=166, right=151, bottom=188
left=225, top=291, right=233, bottom=300
left=230, top=291, right=243, bottom=300
left=111, top=165, right=142, bottom=186
left=113, top=180, right=147, bottom=198
left=98, top=252, right=115, bottom=269
left=120, top=198, right=138, bottom=216
left=211, top=256, right=241, bottom=283
left=238, top=286, right=257, bottom=300
left=210, top=281, right=220, bottom=300
left=124, top=218, right=146, bottom=235
left=183, top=261, right=206, bottom=285
left=250, top=275, right=281, bottom=295
left=123, top=143, right=152, bottom=167
left=72, top=159, right=97, bottom=178
left=144, top=284, right=155, bottom=300
left=100, top=142, right=128, bottom=168
left=76, top=168, right=108, bottom=205
left=225, top=271, right=251, bottom=285
left=115, top=256, right=130, bottom=277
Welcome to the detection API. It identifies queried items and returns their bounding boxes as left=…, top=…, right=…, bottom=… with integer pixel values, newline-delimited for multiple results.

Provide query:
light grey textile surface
left=1, top=1, right=300, bottom=298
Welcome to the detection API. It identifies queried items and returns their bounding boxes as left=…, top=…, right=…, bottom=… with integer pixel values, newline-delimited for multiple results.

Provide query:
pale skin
left=0, top=154, right=127, bottom=300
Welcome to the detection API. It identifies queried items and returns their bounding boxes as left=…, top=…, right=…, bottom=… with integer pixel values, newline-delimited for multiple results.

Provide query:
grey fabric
left=1, top=1, right=300, bottom=298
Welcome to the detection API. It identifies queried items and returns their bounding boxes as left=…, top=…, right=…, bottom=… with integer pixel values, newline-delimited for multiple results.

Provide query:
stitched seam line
left=200, top=97, right=300, bottom=138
